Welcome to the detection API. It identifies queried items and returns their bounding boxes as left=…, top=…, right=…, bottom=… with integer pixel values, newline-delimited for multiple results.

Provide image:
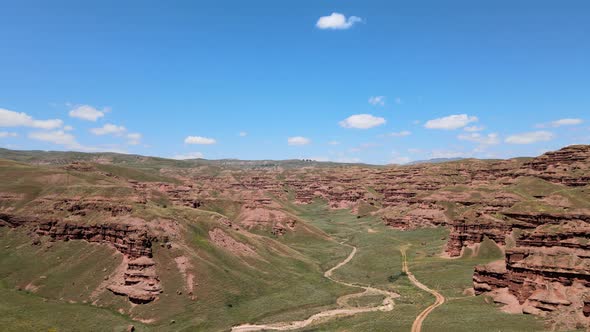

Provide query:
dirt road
left=231, top=244, right=398, bottom=331
left=401, top=248, right=446, bottom=332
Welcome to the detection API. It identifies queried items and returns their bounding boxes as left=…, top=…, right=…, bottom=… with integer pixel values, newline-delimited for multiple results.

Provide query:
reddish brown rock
left=107, top=256, right=162, bottom=304
left=518, top=145, right=590, bottom=186
left=446, top=214, right=512, bottom=257
left=473, top=218, right=590, bottom=329
left=36, top=220, right=154, bottom=258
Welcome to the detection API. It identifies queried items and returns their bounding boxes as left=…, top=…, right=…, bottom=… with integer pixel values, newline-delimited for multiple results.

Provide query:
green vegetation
left=0, top=286, right=146, bottom=332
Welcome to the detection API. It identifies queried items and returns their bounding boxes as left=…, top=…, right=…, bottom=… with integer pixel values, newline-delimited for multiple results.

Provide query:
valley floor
left=277, top=203, right=545, bottom=332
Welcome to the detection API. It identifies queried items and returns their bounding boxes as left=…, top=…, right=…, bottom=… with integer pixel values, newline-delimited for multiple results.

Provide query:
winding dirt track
left=231, top=245, right=399, bottom=331
left=401, top=249, right=446, bottom=332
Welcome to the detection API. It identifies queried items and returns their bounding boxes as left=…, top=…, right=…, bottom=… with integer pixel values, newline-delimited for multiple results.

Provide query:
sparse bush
left=388, top=271, right=407, bottom=282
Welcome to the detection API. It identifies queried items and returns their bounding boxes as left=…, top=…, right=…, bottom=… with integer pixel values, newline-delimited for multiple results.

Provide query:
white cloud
left=537, top=118, right=584, bottom=128
left=63, top=125, right=74, bottom=131
left=239, top=131, right=248, bottom=137
left=68, top=105, right=109, bottom=121
left=551, top=118, right=583, bottom=126
left=28, top=130, right=128, bottom=153
left=0, top=131, right=17, bottom=138
left=28, top=130, right=79, bottom=148
left=0, top=108, right=63, bottom=129
left=316, top=13, right=362, bottom=30
left=127, top=133, right=142, bottom=145
left=339, top=114, right=386, bottom=129
left=464, top=125, right=485, bottom=132
left=184, top=136, right=216, bottom=145
left=90, top=123, right=127, bottom=136
left=172, top=152, right=204, bottom=160
left=328, top=140, right=341, bottom=145
left=505, top=131, right=554, bottom=144
left=387, top=130, right=411, bottom=137
left=288, top=136, right=311, bottom=146
left=368, top=96, right=385, bottom=106
left=90, top=123, right=141, bottom=145
left=424, top=114, right=478, bottom=130
left=458, top=132, right=500, bottom=145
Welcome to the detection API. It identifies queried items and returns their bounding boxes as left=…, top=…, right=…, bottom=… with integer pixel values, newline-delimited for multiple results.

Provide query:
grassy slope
left=0, top=207, right=356, bottom=331
left=140, top=208, right=354, bottom=331
left=0, top=286, right=143, bottom=332
left=0, top=161, right=356, bottom=331
left=0, top=228, right=148, bottom=332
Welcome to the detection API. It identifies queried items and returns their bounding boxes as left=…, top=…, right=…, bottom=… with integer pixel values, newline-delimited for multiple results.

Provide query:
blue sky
left=1, top=0, right=589, bottom=164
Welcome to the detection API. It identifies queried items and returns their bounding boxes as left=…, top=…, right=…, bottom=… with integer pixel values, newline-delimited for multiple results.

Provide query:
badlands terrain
left=0, top=145, right=589, bottom=331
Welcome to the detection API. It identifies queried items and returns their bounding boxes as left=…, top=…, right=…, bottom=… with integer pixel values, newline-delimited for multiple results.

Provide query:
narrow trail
left=231, top=244, right=399, bottom=332
left=401, top=248, right=446, bottom=332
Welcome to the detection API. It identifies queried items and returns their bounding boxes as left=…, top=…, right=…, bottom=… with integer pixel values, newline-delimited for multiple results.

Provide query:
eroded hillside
left=0, top=145, right=588, bottom=330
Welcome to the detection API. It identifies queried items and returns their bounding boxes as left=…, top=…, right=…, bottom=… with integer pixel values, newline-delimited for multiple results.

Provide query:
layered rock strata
left=473, top=218, right=590, bottom=329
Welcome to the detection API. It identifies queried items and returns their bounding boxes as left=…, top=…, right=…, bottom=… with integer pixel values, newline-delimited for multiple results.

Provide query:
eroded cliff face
left=36, top=219, right=155, bottom=258
left=445, top=214, right=513, bottom=257
left=449, top=147, right=590, bottom=330
left=518, top=145, right=590, bottom=187
left=473, top=217, right=590, bottom=329
left=0, top=211, right=165, bottom=304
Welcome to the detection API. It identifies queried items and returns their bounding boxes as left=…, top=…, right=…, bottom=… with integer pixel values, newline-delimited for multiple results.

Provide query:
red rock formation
left=130, top=181, right=203, bottom=208
left=0, top=213, right=36, bottom=228
left=0, top=214, right=165, bottom=303
left=446, top=214, right=512, bottom=257
left=36, top=220, right=154, bottom=258
left=208, top=228, right=258, bottom=256
left=107, top=256, right=162, bottom=304
left=382, top=204, right=447, bottom=230
left=518, top=145, right=590, bottom=187
left=473, top=218, right=590, bottom=329
left=51, top=198, right=134, bottom=217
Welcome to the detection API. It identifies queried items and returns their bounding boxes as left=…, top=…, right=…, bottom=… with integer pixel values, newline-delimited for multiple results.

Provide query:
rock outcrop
left=0, top=214, right=164, bottom=304
left=473, top=216, right=590, bottom=329
left=518, top=145, right=590, bottom=187
left=35, top=219, right=154, bottom=258
left=108, top=256, right=162, bottom=304
left=446, top=214, right=512, bottom=257
left=36, top=219, right=164, bottom=303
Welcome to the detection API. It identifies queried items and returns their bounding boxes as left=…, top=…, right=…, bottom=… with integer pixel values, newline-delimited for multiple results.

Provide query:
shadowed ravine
left=231, top=243, right=399, bottom=331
